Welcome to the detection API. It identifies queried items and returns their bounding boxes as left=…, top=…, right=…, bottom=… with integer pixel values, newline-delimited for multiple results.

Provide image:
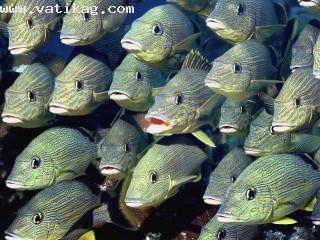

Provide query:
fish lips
left=1, top=113, right=24, bottom=125
left=145, top=114, right=174, bottom=134
left=5, top=180, right=33, bottom=190
left=60, top=35, right=82, bottom=46
left=108, top=90, right=132, bottom=101
left=243, top=146, right=264, bottom=156
left=8, top=45, right=32, bottom=55
left=121, top=39, right=143, bottom=52
left=48, top=103, right=71, bottom=116
left=219, top=125, right=240, bottom=134
left=124, top=197, right=150, bottom=208
left=100, top=164, right=124, bottom=176
left=5, top=231, right=29, bottom=240
left=270, top=123, right=295, bottom=133
left=217, top=213, right=248, bottom=223
left=206, top=18, right=226, bottom=31
left=298, top=0, right=320, bottom=7
left=203, top=195, right=222, bottom=205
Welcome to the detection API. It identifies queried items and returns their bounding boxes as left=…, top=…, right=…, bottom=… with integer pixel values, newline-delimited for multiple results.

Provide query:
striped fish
left=313, top=26, right=320, bottom=78
left=49, top=54, right=112, bottom=116
left=291, top=24, right=319, bottom=71
left=98, top=118, right=149, bottom=178
left=203, top=148, right=253, bottom=206
left=125, top=135, right=207, bottom=208
left=7, top=0, right=64, bottom=55
left=217, top=154, right=320, bottom=225
left=6, top=127, right=97, bottom=190
left=2, top=63, right=55, bottom=128
left=206, top=0, right=279, bottom=45
left=121, top=4, right=200, bottom=67
left=60, top=0, right=129, bottom=46
left=219, top=98, right=260, bottom=135
left=199, top=215, right=258, bottom=240
left=245, top=109, right=320, bottom=157
left=205, top=40, right=280, bottom=100
left=298, top=0, right=320, bottom=14
left=109, top=54, right=167, bottom=112
left=312, top=190, right=320, bottom=225
left=272, top=68, right=320, bottom=133
left=166, top=0, right=217, bottom=17
left=145, top=50, right=224, bottom=146
left=5, top=180, right=100, bottom=240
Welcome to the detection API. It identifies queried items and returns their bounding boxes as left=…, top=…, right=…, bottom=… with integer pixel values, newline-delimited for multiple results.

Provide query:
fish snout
left=298, top=0, right=318, bottom=7
left=203, top=195, right=222, bottom=205
left=270, top=123, right=293, bottom=133
left=5, top=180, right=28, bottom=190
left=49, top=103, right=70, bottom=115
left=121, top=39, right=143, bottom=51
left=5, top=231, right=25, bottom=240
left=8, top=45, right=31, bottom=55
left=108, top=90, right=131, bottom=101
left=100, top=164, right=123, bottom=176
left=219, top=125, right=239, bottom=134
left=60, top=34, right=81, bottom=45
left=1, top=113, right=23, bottom=124
left=206, top=19, right=226, bottom=31
left=124, top=198, right=145, bottom=208
left=145, top=114, right=174, bottom=134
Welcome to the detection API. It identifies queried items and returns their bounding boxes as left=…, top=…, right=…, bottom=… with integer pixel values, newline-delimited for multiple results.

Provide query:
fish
left=291, top=23, right=319, bottom=71
left=217, top=154, right=319, bottom=225
left=206, top=0, right=284, bottom=45
left=98, top=118, right=149, bottom=178
left=145, top=50, right=224, bottom=147
left=6, top=127, right=97, bottom=190
left=203, top=148, right=253, bottom=206
left=166, top=0, right=217, bottom=17
left=298, top=0, right=320, bottom=15
left=312, top=25, right=320, bottom=78
left=312, top=190, right=320, bottom=225
left=49, top=54, right=112, bottom=116
left=2, top=63, right=55, bottom=128
left=245, top=109, right=320, bottom=157
left=60, top=0, right=130, bottom=46
left=109, top=54, right=168, bottom=112
left=125, top=135, right=207, bottom=208
left=7, top=0, right=63, bottom=55
left=121, top=4, right=200, bottom=66
left=198, top=215, right=258, bottom=240
left=219, top=98, right=260, bottom=134
left=205, top=40, right=280, bottom=100
left=5, top=180, right=100, bottom=240
left=272, top=68, right=320, bottom=133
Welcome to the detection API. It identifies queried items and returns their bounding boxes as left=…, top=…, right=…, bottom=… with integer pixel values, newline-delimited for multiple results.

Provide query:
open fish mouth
left=5, top=180, right=30, bottom=190
left=206, top=19, right=226, bottom=31
left=271, top=124, right=294, bottom=133
left=145, top=114, right=173, bottom=134
left=298, top=0, right=319, bottom=7
left=109, top=90, right=131, bottom=101
left=100, top=165, right=122, bottom=176
left=5, top=232, right=28, bottom=240
left=8, top=45, right=31, bottom=55
left=203, top=195, right=222, bottom=205
left=124, top=198, right=145, bottom=208
left=2, top=114, right=23, bottom=124
left=219, top=125, right=239, bottom=134
left=217, top=213, right=247, bottom=223
left=121, top=39, right=143, bottom=51
left=60, top=35, right=82, bottom=45
left=49, top=103, right=70, bottom=115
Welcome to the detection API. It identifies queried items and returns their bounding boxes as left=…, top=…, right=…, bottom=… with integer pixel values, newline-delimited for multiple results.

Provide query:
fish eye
left=269, top=126, right=276, bottom=135
left=83, top=12, right=90, bottom=21
left=149, top=171, right=158, bottom=184
left=216, top=228, right=226, bottom=240
left=175, top=94, right=183, bottom=105
left=124, top=143, right=130, bottom=153
left=27, top=91, right=35, bottom=102
left=294, top=98, right=301, bottom=108
left=26, top=19, right=33, bottom=29
left=152, top=25, right=163, bottom=35
left=31, top=157, right=41, bottom=169
left=135, top=71, right=143, bottom=81
left=237, top=4, right=245, bottom=15
left=233, top=63, right=242, bottom=73
left=32, top=212, right=43, bottom=224
left=245, top=187, right=256, bottom=200
left=240, top=106, right=246, bottom=114
left=230, top=176, right=236, bottom=183
left=75, top=81, right=83, bottom=91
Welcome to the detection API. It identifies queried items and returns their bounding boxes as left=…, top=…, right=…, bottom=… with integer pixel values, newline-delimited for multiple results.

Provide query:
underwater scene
left=2, top=0, right=320, bottom=239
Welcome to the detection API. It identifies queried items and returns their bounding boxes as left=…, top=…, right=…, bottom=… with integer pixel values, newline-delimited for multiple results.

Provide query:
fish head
left=203, top=148, right=252, bottom=205
left=7, top=2, right=58, bottom=55
left=219, top=98, right=252, bottom=134
left=5, top=181, right=100, bottom=240
left=217, top=173, right=274, bottom=224
left=49, top=55, right=112, bottom=116
left=244, top=110, right=292, bottom=156
left=121, top=5, right=194, bottom=63
left=271, top=69, right=320, bottom=133
left=2, top=64, right=55, bottom=128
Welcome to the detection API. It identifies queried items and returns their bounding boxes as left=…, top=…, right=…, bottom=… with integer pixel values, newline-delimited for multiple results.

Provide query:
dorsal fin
left=182, top=49, right=212, bottom=72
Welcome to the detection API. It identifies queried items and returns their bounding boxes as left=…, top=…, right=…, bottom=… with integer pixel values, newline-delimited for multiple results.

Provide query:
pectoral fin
left=304, top=197, right=317, bottom=212
left=272, top=217, right=297, bottom=225
left=172, top=33, right=201, bottom=54
left=151, top=87, right=165, bottom=97
left=255, top=24, right=286, bottom=43
left=78, top=231, right=95, bottom=240
left=192, top=130, right=216, bottom=147
left=93, top=91, right=109, bottom=103
left=171, top=174, right=201, bottom=188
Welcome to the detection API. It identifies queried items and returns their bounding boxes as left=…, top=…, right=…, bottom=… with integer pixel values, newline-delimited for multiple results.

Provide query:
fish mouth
left=49, top=103, right=70, bottom=115
left=8, top=45, right=31, bottom=55
left=206, top=19, right=226, bottom=31
left=124, top=198, right=145, bottom=208
left=60, top=35, right=81, bottom=45
left=298, top=0, right=319, bottom=7
left=121, top=39, right=143, bottom=51
left=2, top=114, right=23, bottom=124
left=271, top=124, right=294, bottom=133
left=217, top=213, right=247, bottom=223
left=312, top=218, right=320, bottom=225
left=203, top=195, right=222, bottom=205
left=219, top=125, right=239, bottom=134
left=145, top=114, right=173, bottom=134
left=100, top=165, right=122, bottom=176
left=5, top=231, right=28, bottom=240
left=243, top=147, right=263, bottom=155
left=5, top=180, right=30, bottom=190
left=109, top=90, right=131, bottom=101
left=205, top=80, right=222, bottom=89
